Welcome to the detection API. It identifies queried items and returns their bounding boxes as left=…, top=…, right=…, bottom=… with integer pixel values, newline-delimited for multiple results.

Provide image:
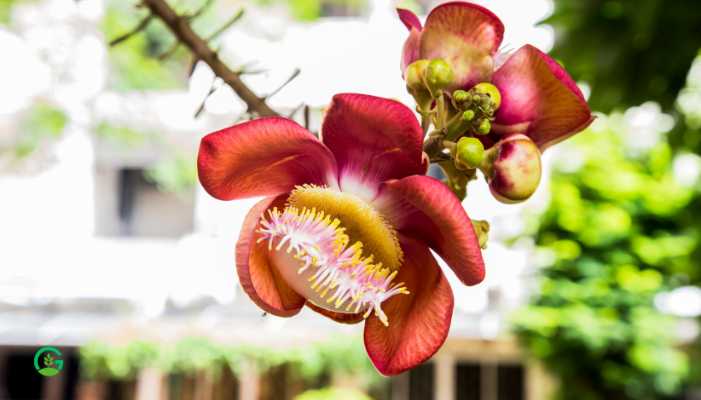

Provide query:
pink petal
left=321, top=94, right=425, bottom=189
left=306, top=302, right=365, bottom=325
left=401, top=28, right=422, bottom=76
left=364, top=238, right=453, bottom=376
left=236, top=195, right=306, bottom=316
left=397, top=8, right=422, bottom=31
left=419, top=1, right=505, bottom=89
left=198, top=117, right=337, bottom=201
left=492, top=45, right=593, bottom=150
left=377, top=175, right=485, bottom=286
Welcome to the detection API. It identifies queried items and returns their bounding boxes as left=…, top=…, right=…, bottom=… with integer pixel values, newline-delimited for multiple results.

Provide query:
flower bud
left=462, top=110, right=475, bottom=121
left=471, top=220, right=490, bottom=249
left=473, top=82, right=502, bottom=109
left=426, top=59, right=454, bottom=91
left=485, top=134, right=542, bottom=203
left=476, top=118, right=491, bottom=135
left=453, top=90, right=470, bottom=102
left=406, top=59, right=430, bottom=91
left=455, top=137, right=484, bottom=169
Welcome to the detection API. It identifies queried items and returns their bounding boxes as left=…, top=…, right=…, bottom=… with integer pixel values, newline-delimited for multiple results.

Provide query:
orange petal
left=236, top=195, right=305, bottom=316
left=364, top=238, right=453, bottom=375
left=306, top=302, right=365, bottom=325
left=198, top=117, right=337, bottom=201
left=378, top=175, right=485, bottom=286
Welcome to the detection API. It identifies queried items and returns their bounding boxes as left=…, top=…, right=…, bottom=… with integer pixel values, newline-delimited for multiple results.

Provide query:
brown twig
left=158, top=41, right=180, bottom=60
left=205, top=8, right=245, bottom=42
left=266, top=68, right=300, bottom=100
left=141, top=0, right=277, bottom=117
left=110, top=14, right=153, bottom=46
left=304, top=105, right=310, bottom=130
left=189, top=0, right=215, bottom=19
left=194, top=77, right=222, bottom=118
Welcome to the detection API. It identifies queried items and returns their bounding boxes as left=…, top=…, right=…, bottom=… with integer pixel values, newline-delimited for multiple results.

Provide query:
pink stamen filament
left=257, top=207, right=408, bottom=326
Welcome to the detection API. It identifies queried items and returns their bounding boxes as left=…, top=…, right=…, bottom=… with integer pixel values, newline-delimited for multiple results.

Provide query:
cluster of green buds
left=406, top=58, right=542, bottom=206
left=448, top=83, right=501, bottom=140
left=405, top=59, right=454, bottom=115
left=405, top=58, right=544, bottom=254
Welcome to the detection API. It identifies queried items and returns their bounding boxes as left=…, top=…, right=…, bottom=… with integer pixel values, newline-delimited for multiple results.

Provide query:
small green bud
left=455, top=137, right=485, bottom=169
left=453, top=90, right=470, bottom=102
left=462, top=110, right=475, bottom=121
left=471, top=220, right=490, bottom=249
left=406, top=59, right=430, bottom=91
left=476, top=119, right=491, bottom=135
left=473, top=82, right=502, bottom=109
left=426, top=59, right=454, bottom=91
left=481, top=96, right=492, bottom=109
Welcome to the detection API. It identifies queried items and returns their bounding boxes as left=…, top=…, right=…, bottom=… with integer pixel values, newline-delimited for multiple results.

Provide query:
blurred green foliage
left=95, top=122, right=197, bottom=194
left=80, top=335, right=384, bottom=389
left=0, top=0, right=30, bottom=24
left=672, top=54, right=701, bottom=154
left=103, top=1, right=185, bottom=91
left=144, top=155, right=198, bottom=194
left=0, top=0, right=15, bottom=23
left=294, top=387, right=372, bottom=400
left=256, top=0, right=366, bottom=21
left=512, top=116, right=700, bottom=398
left=545, top=0, right=701, bottom=113
left=95, top=122, right=149, bottom=148
left=15, top=103, right=68, bottom=158
left=103, top=0, right=245, bottom=90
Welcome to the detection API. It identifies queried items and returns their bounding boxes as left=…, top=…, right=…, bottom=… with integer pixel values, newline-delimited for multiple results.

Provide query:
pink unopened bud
left=485, top=134, right=542, bottom=203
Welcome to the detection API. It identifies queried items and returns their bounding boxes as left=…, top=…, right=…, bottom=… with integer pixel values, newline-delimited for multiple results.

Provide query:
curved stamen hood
left=257, top=186, right=408, bottom=325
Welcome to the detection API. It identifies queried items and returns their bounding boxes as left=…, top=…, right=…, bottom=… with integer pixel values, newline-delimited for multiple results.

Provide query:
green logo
left=34, top=347, right=63, bottom=377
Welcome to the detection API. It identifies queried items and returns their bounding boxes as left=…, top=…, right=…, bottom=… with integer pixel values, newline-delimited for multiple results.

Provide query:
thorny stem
left=140, top=0, right=278, bottom=117
left=109, top=14, right=153, bottom=46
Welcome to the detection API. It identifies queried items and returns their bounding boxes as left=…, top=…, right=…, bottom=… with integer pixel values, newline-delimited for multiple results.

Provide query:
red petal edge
left=306, top=302, right=365, bottom=325
left=198, top=117, right=337, bottom=201
left=377, top=175, right=485, bottom=286
left=235, top=195, right=306, bottom=316
left=364, top=238, right=454, bottom=375
left=397, top=8, right=422, bottom=31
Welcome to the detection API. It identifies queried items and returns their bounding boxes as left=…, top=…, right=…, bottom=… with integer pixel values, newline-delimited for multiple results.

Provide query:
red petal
left=377, top=175, right=485, bottom=285
left=419, top=1, right=504, bottom=89
left=492, top=45, right=593, bottom=150
left=236, top=195, right=305, bottom=316
left=401, top=28, right=422, bottom=76
left=364, top=238, right=453, bottom=375
left=198, top=117, right=337, bottom=201
left=321, top=94, right=424, bottom=188
left=397, top=8, right=422, bottom=31
left=306, top=302, right=365, bottom=325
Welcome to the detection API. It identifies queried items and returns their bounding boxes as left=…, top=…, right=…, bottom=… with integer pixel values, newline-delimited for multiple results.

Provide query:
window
left=94, top=166, right=194, bottom=238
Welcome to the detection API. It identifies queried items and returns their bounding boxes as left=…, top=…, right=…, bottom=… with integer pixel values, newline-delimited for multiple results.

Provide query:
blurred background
left=0, top=0, right=700, bottom=399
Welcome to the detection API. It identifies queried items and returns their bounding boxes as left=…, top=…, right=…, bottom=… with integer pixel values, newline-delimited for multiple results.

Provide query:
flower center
left=257, top=185, right=407, bottom=326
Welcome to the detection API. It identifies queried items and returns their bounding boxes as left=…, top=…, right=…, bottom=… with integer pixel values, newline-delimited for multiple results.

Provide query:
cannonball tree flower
left=398, top=2, right=592, bottom=202
left=197, top=93, right=485, bottom=375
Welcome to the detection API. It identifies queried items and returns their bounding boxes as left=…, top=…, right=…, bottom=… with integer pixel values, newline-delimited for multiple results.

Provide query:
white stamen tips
left=257, top=206, right=408, bottom=326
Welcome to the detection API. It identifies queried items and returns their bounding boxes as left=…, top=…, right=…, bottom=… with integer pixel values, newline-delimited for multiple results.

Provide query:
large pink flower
left=398, top=1, right=593, bottom=150
left=198, top=93, right=485, bottom=375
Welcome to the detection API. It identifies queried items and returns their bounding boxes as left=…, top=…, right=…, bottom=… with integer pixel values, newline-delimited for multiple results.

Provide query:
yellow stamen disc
left=287, top=185, right=403, bottom=271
